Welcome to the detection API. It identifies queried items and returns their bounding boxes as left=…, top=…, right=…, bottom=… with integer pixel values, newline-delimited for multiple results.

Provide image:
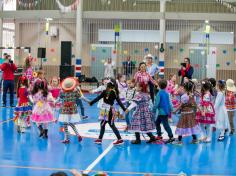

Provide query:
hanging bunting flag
left=56, top=0, right=79, bottom=13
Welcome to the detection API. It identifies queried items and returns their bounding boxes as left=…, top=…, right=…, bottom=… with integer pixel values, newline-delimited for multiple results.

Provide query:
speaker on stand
left=37, top=48, right=46, bottom=69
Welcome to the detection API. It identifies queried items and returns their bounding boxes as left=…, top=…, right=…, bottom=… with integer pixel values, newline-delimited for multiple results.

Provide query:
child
left=48, top=77, right=62, bottom=130
left=125, top=79, right=136, bottom=130
left=196, top=81, right=215, bottom=143
left=126, top=82, right=156, bottom=144
left=76, top=84, right=88, bottom=120
left=225, top=79, right=236, bottom=135
left=153, top=79, right=175, bottom=144
left=214, top=80, right=230, bottom=141
left=14, top=76, right=32, bottom=133
left=24, top=56, right=34, bottom=84
left=89, top=79, right=126, bottom=145
left=209, top=78, right=217, bottom=103
left=173, top=82, right=200, bottom=145
left=58, top=77, right=84, bottom=144
left=166, top=74, right=178, bottom=122
left=30, top=79, right=55, bottom=138
left=116, top=74, right=128, bottom=119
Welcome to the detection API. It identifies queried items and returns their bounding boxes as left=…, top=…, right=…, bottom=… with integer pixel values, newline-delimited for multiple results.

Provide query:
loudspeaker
left=60, top=65, right=75, bottom=80
left=37, top=48, right=46, bottom=58
left=61, top=41, right=72, bottom=65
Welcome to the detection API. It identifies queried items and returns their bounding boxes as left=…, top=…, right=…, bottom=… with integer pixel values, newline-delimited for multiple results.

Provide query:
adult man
left=1, top=55, right=17, bottom=107
left=178, top=57, right=194, bottom=85
left=122, top=56, right=135, bottom=78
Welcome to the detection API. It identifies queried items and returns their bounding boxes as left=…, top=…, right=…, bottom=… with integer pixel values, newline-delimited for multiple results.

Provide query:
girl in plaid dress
left=126, top=82, right=156, bottom=144
left=58, top=77, right=86, bottom=144
left=196, top=81, right=216, bottom=143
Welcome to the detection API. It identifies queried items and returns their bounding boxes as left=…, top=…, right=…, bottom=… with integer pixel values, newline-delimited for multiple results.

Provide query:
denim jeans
left=3, top=80, right=14, bottom=105
left=156, top=115, right=173, bottom=138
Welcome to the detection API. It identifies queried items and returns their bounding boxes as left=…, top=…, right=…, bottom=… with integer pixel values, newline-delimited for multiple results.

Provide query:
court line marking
left=83, top=142, right=114, bottom=175
left=0, top=164, right=181, bottom=175
left=0, top=118, right=13, bottom=125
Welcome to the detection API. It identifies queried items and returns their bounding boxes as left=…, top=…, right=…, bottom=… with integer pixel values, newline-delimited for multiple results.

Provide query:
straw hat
left=61, top=77, right=78, bottom=91
left=144, top=54, right=154, bottom=60
left=226, top=79, right=236, bottom=92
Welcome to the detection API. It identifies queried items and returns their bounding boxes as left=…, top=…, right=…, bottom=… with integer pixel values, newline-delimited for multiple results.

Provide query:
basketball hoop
left=56, top=0, right=79, bottom=13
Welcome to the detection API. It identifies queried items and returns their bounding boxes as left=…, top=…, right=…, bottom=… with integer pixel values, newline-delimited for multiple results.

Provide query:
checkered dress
left=60, top=90, right=81, bottom=114
left=129, top=92, right=155, bottom=133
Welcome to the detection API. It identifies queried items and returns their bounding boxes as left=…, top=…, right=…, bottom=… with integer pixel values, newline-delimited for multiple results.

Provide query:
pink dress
left=166, top=80, right=179, bottom=109
left=24, top=67, right=34, bottom=83
left=49, top=87, right=61, bottom=108
left=196, top=93, right=215, bottom=124
left=31, top=91, right=55, bottom=123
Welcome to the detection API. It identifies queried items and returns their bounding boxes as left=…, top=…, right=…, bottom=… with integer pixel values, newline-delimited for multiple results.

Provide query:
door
left=90, top=46, right=112, bottom=81
left=189, top=49, right=207, bottom=80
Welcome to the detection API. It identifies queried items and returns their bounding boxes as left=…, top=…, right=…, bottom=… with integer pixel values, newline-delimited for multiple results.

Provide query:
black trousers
left=99, top=110, right=122, bottom=140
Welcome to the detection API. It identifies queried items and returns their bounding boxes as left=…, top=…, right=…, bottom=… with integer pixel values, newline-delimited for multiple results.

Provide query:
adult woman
left=134, top=62, right=158, bottom=102
left=146, top=54, right=159, bottom=102
left=178, top=57, right=194, bottom=85
left=104, top=57, right=115, bottom=78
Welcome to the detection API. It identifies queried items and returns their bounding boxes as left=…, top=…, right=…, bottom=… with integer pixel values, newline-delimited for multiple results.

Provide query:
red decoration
left=113, top=50, right=117, bottom=54
left=92, top=57, right=96, bottom=62
left=212, top=50, right=216, bottom=54
left=50, top=48, right=55, bottom=52
left=194, top=64, right=200, bottom=68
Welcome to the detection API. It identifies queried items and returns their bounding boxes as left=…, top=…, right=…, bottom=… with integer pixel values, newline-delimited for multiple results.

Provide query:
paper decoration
left=50, top=48, right=55, bottom=52
left=43, top=58, right=47, bottom=62
left=102, top=49, right=106, bottom=53
left=123, top=50, right=128, bottom=55
left=226, top=61, right=231, bottom=66
left=212, top=50, right=216, bottom=54
left=24, top=49, right=29, bottom=53
left=154, top=56, right=158, bottom=60
left=144, top=48, right=149, bottom=53
left=190, top=50, right=194, bottom=54
left=33, top=58, right=37, bottom=62
left=91, top=45, right=96, bottom=51
left=179, top=48, right=184, bottom=52
left=194, top=64, right=200, bottom=68
left=154, top=45, right=159, bottom=50
left=113, top=50, right=117, bottom=54
left=169, top=46, right=174, bottom=50
left=234, top=48, right=236, bottom=52
left=101, top=59, right=105, bottom=63
left=216, top=64, right=220, bottom=68
left=114, top=24, right=121, bottom=33
left=201, top=50, right=205, bottom=55
left=173, top=59, right=178, bottom=63
left=205, top=65, right=209, bottom=68
left=52, top=58, right=57, bottom=62
left=92, top=57, right=96, bottom=62
left=223, top=50, right=227, bottom=54
left=134, top=49, right=139, bottom=54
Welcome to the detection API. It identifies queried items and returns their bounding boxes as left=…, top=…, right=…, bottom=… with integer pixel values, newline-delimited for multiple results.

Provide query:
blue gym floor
left=0, top=94, right=236, bottom=176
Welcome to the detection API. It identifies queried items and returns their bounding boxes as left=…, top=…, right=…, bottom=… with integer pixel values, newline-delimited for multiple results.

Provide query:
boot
left=131, top=132, right=141, bottom=144
left=38, top=125, right=44, bottom=137
left=43, top=129, right=48, bottom=139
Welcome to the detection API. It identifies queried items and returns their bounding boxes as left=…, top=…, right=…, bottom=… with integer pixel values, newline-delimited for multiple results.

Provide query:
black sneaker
left=165, top=138, right=175, bottom=144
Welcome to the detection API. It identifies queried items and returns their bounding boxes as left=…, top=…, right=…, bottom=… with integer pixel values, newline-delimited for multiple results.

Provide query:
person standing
left=122, top=56, right=136, bottom=79
left=178, top=57, right=194, bottom=85
left=1, top=54, right=17, bottom=107
left=104, top=57, right=115, bottom=78
left=0, top=53, right=8, bottom=91
left=145, top=54, right=159, bottom=102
